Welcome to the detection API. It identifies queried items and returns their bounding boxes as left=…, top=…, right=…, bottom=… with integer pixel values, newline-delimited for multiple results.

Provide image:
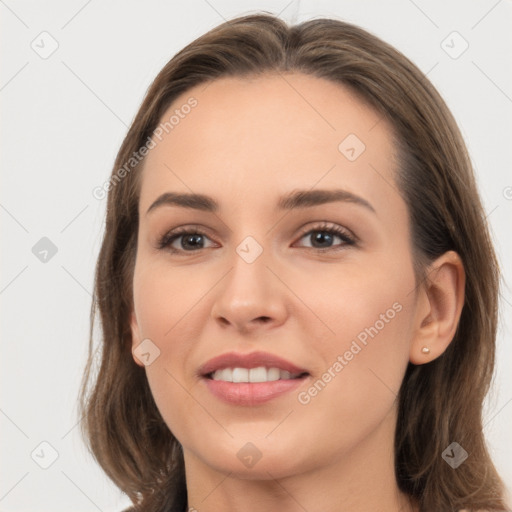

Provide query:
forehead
left=138, top=72, right=401, bottom=217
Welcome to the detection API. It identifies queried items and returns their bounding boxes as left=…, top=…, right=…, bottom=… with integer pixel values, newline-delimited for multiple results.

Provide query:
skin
left=130, top=73, right=465, bottom=512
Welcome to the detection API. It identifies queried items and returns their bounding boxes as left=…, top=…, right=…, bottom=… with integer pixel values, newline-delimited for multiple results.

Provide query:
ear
left=130, top=310, right=145, bottom=368
left=409, top=250, right=465, bottom=365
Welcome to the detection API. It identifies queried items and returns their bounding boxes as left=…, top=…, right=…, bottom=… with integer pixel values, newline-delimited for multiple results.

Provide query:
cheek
left=293, top=277, right=415, bottom=451
left=132, top=256, right=214, bottom=397
left=310, top=259, right=415, bottom=396
left=132, top=264, right=199, bottom=438
left=133, top=259, right=202, bottom=341
left=307, top=257, right=415, bottom=347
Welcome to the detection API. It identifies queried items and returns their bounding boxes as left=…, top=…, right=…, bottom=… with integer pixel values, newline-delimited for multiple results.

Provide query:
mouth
left=198, top=351, right=310, bottom=405
left=204, top=367, right=309, bottom=383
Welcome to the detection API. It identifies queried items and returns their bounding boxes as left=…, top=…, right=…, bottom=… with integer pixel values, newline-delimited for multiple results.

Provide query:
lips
left=198, top=350, right=309, bottom=378
left=198, top=351, right=310, bottom=405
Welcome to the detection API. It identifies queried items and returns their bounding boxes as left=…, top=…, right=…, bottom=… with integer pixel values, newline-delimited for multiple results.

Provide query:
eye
left=157, top=222, right=356, bottom=255
left=294, top=222, right=356, bottom=251
left=157, top=226, right=215, bottom=254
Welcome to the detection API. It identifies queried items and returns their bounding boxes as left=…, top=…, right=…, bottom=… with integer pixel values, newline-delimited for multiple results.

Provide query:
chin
left=208, top=454, right=300, bottom=480
left=185, top=435, right=307, bottom=479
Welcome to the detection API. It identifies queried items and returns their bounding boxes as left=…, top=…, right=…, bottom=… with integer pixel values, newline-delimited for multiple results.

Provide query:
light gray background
left=1, top=1, right=511, bottom=510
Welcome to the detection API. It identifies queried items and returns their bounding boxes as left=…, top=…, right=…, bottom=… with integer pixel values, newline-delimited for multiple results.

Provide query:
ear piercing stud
left=421, top=346, right=430, bottom=354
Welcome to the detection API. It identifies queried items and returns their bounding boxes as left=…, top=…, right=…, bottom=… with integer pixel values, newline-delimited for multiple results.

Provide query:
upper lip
left=198, top=351, right=309, bottom=377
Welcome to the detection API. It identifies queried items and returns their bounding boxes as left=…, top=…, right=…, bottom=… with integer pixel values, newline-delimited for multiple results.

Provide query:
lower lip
left=202, top=376, right=308, bottom=406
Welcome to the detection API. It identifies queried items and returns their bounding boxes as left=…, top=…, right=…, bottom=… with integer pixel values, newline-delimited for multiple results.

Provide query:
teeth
left=232, top=368, right=249, bottom=383
left=266, top=368, right=280, bottom=381
left=215, top=368, right=233, bottom=382
left=211, top=366, right=301, bottom=383
left=249, top=367, right=268, bottom=383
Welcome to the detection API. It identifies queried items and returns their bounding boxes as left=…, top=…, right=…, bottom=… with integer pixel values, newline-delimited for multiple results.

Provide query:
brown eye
left=295, top=223, right=356, bottom=251
left=158, top=228, right=215, bottom=253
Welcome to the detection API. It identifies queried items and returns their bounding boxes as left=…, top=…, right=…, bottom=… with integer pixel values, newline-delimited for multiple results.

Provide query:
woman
left=79, top=13, right=510, bottom=512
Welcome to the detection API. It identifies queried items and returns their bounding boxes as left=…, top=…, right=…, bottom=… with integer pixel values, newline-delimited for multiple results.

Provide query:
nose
left=210, top=246, right=288, bottom=334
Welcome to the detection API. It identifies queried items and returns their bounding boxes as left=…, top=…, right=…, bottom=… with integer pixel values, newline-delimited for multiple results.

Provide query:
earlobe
left=130, top=310, right=145, bottom=368
left=409, top=250, right=465, bottom=365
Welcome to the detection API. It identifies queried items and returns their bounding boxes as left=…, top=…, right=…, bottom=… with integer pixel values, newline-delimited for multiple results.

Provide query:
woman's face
left=130, top=73, right=421, bottom=480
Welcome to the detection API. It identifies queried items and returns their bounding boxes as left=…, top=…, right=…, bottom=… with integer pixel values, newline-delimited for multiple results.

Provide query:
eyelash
left=157, top=222, right=356, bottom=255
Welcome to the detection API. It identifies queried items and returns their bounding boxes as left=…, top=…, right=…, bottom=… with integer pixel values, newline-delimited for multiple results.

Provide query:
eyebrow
left=146, top=188, right=376, bottom=215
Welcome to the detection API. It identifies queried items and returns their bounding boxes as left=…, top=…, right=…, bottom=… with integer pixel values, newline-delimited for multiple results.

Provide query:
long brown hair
left=79, top=13, right=509, bottom=512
